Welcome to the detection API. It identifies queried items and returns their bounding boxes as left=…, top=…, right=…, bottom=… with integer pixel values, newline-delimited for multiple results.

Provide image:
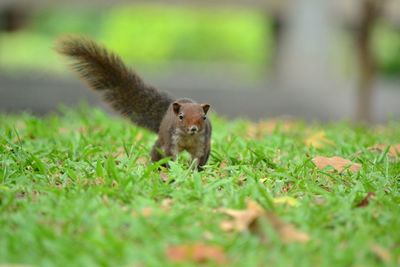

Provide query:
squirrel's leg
left=150, top=139, right=166, bottom=162
left=151, top=140, right=177, bottom=168
left=193, top=148, right=210, bottom=171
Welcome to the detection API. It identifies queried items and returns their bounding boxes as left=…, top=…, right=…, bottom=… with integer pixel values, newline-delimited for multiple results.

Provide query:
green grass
left=0, top=105, right=399, bottom=267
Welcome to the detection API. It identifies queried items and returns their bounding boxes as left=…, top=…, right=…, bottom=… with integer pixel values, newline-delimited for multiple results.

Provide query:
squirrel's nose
left=189, top=126, right=198, bottom=133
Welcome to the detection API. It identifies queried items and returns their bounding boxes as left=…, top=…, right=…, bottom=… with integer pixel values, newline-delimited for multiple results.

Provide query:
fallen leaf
left=218, top=199, right=264, bottom=232
left=304, top=131, right=334, bottom=148
left=219, top=199, right=309, bottom=244
left=371, top=244, right=392, bottom=263
left=273, top=196, right=299, bottom=207
left=369, top=144, right=400, bottom=158
left=161, top=198, right=173, bottom=211
left=247, top=119, right=296, bottom=139
left=264, top=213, right=310, bottom=243
left=356, top=192, right=375, bottom=208
left=160, top=172, right=169, bottom=182
left=166, top=243, right=227, bottom=264
left=141, top=207, right=153, bottom=217
left=312, top=156, right=361, bottom=173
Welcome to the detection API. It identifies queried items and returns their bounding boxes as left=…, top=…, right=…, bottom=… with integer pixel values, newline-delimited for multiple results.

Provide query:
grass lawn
left=0, top=105, right=399, bottom=267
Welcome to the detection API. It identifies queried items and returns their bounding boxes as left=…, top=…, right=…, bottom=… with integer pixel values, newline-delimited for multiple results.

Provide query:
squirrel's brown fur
left=56, top=36, right=211, bottom=170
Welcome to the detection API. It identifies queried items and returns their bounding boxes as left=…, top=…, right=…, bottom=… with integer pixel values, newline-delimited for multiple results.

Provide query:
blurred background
left=0, top=0, right=399, bottom=122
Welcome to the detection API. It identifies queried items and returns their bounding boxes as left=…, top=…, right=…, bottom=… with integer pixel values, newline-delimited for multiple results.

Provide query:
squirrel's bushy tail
left=55, top=36, right=174, bottom=133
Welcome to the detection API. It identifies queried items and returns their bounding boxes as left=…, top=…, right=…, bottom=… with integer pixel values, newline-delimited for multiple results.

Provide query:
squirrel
left=55, top=36, right=212, bottom=170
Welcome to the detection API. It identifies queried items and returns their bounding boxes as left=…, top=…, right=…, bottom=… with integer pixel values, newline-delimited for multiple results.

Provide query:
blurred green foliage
left=101, top=6, right=268, bottom=65
left=31, top=8, right=105, bottom=36
left=0, top=5, right=399, bottom=76
left=373, top=22, right=400, bottom=76
left=0, top=5, right=270, bottom=73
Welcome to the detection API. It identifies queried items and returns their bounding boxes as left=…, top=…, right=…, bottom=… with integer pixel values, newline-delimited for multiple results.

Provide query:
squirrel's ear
left=172, top=102, right=181, bottom=115
left=201, top=104, right=210, bottom=114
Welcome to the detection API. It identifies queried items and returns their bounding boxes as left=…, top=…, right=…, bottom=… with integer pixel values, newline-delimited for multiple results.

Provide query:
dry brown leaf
left=247, top=119, right=296, bottom=139
left=304, top=131, right=334, bottom=148
left=160, top=172, right=169, bottom=182
left=312, top=156, right=361, bottom=173
left=166, top=243, right=227, bottom=264
left=356, top=192, right=375, bottom=208
left=371, top=244, right=392, bottom=263
left=219, top=199, right=310, bottom=244
left=141, top=207, right=153, bottom=217
left=369, top=144, right=400, bottom=158
left=130, top=207, right=153, bottom=218
left=161, top=198, right=173, bottom=212
left=218, top=199, right=264, bottom=232
left=265, top=213, right=310, bottom=243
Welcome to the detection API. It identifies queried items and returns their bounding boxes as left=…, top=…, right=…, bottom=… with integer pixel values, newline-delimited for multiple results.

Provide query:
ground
left=0, top=105, right=399, bottom=267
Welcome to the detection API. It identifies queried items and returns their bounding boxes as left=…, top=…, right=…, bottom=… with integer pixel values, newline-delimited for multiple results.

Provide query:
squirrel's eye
left=179, top=114, right=184, bottom=120
left=202, top=116, right=207, bottom=120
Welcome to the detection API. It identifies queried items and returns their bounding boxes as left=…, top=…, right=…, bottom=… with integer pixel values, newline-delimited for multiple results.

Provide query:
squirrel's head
left=173, top=102, right=210, bottom=135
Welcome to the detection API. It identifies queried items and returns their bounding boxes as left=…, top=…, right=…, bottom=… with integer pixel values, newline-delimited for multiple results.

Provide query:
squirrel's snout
left=188, top=126, right=198, bottom=134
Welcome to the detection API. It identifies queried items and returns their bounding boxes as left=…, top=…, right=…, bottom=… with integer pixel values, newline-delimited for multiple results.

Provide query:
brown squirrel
left=55, top=36, right=212, bottom=170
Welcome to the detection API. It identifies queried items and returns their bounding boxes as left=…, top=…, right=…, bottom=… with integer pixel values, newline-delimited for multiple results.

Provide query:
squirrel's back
left=55, top=36, right=174, bottom=132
